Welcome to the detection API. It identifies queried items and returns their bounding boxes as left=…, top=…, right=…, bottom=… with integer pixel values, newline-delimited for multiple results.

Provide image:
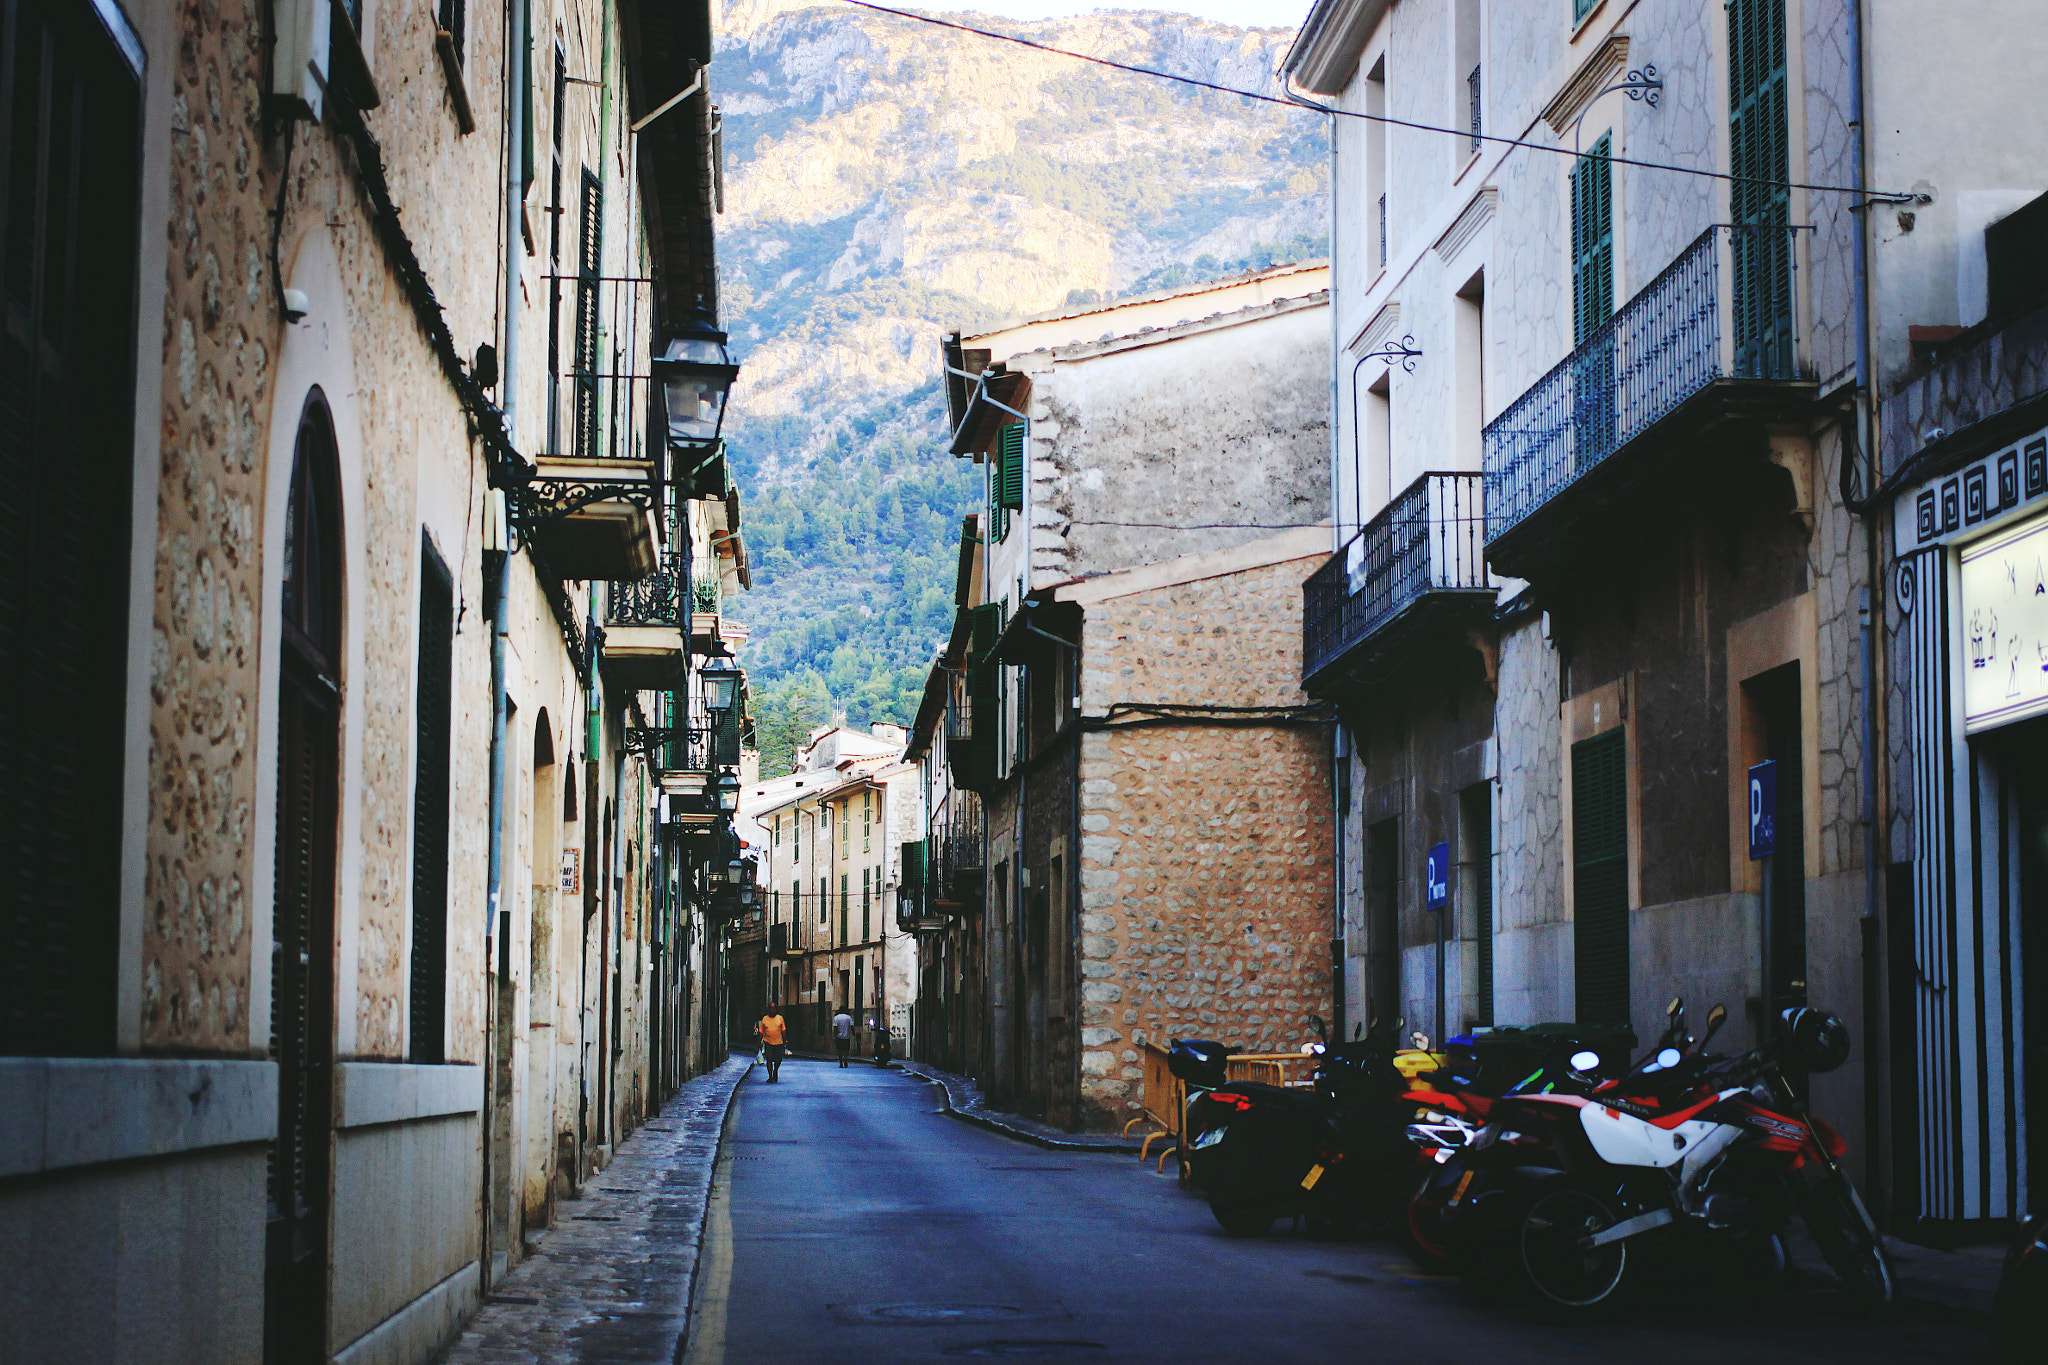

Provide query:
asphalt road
left=683, top=1058, right=1986, bottom=1365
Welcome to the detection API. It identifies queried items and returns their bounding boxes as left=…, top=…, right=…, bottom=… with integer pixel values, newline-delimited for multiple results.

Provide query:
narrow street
left=661, top=1060, right=1983, bottom=1365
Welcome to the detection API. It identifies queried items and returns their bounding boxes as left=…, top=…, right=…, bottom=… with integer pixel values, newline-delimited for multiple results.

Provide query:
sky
left=921, top=0, right=1314, bottom=28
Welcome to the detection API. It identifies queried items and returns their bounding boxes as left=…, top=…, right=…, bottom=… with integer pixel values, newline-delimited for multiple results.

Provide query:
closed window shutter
left=1570, top=134, right=1613, bottom=347
left=408, top=540, right=454, bottom=1063
left=1572, top=728, right=1629, bottom=1025
left=997, top=422, right=1025, bottom=511
left=962, top=603, right=1004, bottom=789
left=573, top=170, right=603, bottom=460
left=2, top=0, right=141, bottom=1055
left=1728, top=0, right=1791, bottom=376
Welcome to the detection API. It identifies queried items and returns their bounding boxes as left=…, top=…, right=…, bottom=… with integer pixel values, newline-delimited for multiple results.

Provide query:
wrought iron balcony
left=624, top=723, right=712, bottom=776
left=602, top=553, right=688, bottom=690
left=1483, top=223, right=1810, bottom=574
left=1302, top=472, right=1492, bottom=692
left=930, top=815, right=985, bottom=909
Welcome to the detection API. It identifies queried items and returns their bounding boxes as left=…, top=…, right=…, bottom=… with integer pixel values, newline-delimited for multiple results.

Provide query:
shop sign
left=1895, top=425, right=2048, bottom=550
left=1959, top=511, right=2048, bottom=732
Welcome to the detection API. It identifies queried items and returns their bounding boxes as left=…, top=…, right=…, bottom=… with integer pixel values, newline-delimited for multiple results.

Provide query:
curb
left=674, top=1051, right=756, bottom=1361
left=901, top=1066, right=1145, bottom=1154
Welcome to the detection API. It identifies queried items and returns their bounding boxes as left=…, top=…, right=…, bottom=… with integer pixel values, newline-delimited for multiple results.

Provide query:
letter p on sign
left=1748, top=760, right=1777, bottom=860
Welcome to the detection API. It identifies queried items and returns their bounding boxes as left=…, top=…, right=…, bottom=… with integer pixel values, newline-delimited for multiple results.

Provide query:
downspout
left=1287, top=71, right=1346, bottom=1041
left=482, top=0, right=529, bottom=1295
left=1846, top=0, right=1887, bottom=1214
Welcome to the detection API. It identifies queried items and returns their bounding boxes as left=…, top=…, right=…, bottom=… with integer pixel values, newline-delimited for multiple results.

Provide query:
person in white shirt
left=831, top=1007, right=854, bottom=1068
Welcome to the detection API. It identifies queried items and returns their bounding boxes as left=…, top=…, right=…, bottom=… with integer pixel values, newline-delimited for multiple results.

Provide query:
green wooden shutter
left=1728, top=0, right=1791, bottom=377
left=997, top=422, right=1025, bottom=511
left=1572, top=728, right=1629, bottom=1025
left=1570, top=134, right=1613, bottom=347
left=962, top=603, right=1004, bottom=789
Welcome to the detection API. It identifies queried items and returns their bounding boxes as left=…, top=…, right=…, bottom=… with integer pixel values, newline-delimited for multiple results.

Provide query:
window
left=1365, top=58, right=1387, bottom=270
left=1572, top=729, right=1629, bottom=1025
left=818, top=876, right=828, bottom=924
left=1728, top=0, right=1792, bottom=376
left=1573, top=0, right=1597, bottom=23
left=1454, top=0, right=1480, bottom=157
left=1454, top=272, right=1485, bottom=469
left=409, top=537, right=455, bottom=1063
left=572, top=170, right=603, bottom=461
left=1570, top=134, right=1614, bottom=346
left=2, top=0, right=143, bottom=1056
left=839, top=872, right=849, bottom=944
left=989, top=422, right=1023, bottom=542
left=863, top=790, right=873, bottom=851
left=862, top=867, right=871, bottom=941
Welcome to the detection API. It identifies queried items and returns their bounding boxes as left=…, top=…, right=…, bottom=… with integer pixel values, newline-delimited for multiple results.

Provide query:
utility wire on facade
left=838, top=0, right=1915, bottom=201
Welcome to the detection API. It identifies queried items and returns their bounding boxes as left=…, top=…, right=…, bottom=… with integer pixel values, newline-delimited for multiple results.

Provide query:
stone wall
left=1071, top=553, right=1334, bottom=1128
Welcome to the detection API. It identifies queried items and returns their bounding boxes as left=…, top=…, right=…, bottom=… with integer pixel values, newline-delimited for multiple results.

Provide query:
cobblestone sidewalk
left=433, top=1053, right=753, bottom=1364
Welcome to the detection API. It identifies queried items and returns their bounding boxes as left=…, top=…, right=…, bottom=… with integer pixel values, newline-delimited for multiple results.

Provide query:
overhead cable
left=837, top=0, right=1911, bottom=201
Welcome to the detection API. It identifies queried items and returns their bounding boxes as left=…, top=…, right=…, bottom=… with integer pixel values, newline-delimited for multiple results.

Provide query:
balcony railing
left=1302, top=472, right=1490, bottom=688
left=931, top=815, right=985, bottom=906
left=607, top=551, right=687, bottom=626
left=1483, top=223, right=1804, bottom=546
left=624, top=723, right=712, bottom=773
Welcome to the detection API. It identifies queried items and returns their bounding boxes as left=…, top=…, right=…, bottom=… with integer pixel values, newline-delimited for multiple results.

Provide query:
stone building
left=0, top=0, right=755, bottom=1359
left=1285, top=0, right=2048, bottom=1237
left=926, top=271, right=1336, bottom=1129
left=744, top=725, right=922, bottom=1056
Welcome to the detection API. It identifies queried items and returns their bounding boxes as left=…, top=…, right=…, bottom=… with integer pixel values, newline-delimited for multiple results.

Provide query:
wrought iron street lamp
left=651, top=313, right=740, bottom=450
left=699, top=655, right=741, bottom=713
left=716, top=768, right=741, bottom=813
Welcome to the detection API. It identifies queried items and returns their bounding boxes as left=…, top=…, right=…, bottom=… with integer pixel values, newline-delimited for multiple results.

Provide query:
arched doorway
left=266, top=392, right=343, bottom=1364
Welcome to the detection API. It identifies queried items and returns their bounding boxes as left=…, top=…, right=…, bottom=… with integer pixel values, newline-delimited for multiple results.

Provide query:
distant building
left=744, top=726, right=923, bottom=1056
left=920, top=268, right=1336, bottom=1129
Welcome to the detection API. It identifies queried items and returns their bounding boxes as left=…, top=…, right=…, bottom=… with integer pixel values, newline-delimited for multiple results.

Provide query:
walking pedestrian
left=756, top=1003, right=788, bottom=1083
left=832, top=1005, right=854, bottom=1068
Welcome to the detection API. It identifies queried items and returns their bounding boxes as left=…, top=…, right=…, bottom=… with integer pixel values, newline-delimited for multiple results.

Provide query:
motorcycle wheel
left=1396, top=1184, right=1464, bottom=1275
left=1207, top=1189, right=1277, bottom=1238
left=1799, top=1173, right=1894, bottom=1306
left=1516, top=1187, right=1631, bottom=1314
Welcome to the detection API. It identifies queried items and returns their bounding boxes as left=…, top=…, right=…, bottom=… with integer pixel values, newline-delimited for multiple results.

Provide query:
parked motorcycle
left=1438, top=998, right=1892, bottom=1315
left=1186, top=1015, right=1451, bottom=1238
left=1993, top=1211, right=2048, bottom=1358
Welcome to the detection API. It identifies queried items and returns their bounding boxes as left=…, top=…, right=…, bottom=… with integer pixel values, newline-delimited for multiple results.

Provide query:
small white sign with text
left=1959, top=510, right=2048, bottom=733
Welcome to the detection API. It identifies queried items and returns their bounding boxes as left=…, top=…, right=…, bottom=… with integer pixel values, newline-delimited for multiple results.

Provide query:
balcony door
left=1570, top=134, right=1616, bottom=471
left=1728, top=0, right=1793, bottom=378
left=266, top=396, right=343, bottom=1364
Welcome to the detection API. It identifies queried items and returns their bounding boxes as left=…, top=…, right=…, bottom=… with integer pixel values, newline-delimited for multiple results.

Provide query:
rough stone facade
left=1069, top=551, right=1335, bottom=1128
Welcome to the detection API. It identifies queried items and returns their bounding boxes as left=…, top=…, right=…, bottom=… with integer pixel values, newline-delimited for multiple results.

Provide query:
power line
left=837, top=0, right=1909, bottom=201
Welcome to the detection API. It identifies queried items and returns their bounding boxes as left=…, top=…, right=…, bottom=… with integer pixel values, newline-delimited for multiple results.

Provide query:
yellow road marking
left=684, top=1091, right=740, bottom=1365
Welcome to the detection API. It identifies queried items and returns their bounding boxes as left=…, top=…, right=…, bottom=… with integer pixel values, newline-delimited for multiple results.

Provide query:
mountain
left=712, top=0, right=1327, bottom=758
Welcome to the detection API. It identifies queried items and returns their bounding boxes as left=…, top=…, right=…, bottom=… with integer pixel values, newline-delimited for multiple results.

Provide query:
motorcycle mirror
left=1310, top=1013, right=1328, bottom=1042
left=1667, top=996, right=1683, bottom=1020
left=1698, top=1003, right=1728, bottom=1050
left=1569, top=1049, right=1601, bottom=1073
left=1353, top=1022, right=1364, bottom=1041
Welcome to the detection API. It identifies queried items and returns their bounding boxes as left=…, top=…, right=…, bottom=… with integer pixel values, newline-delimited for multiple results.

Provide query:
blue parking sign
left=1425, top=841, right=1450, bottom=910
left=1748, top=761, right=1777, bottom=860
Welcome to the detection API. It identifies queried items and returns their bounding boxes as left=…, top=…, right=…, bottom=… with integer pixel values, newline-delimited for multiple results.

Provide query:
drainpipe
left=1844, top=0, right=1888, bottom=1214
left=481, top=0, right=529, bottom=1295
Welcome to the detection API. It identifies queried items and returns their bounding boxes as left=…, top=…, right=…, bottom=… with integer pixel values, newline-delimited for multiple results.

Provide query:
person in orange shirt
left=756, top=1005, right=788, bottom=1083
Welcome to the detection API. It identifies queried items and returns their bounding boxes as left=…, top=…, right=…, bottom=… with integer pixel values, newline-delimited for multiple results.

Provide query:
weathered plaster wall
left=1492, top=613, right=1569, bottom=1026
left=1072, top=556, right=1334, bottom=1128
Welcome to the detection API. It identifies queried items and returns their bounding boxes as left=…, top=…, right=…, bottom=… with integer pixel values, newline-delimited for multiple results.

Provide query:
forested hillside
left=713, top=0, right=1327, bottom=764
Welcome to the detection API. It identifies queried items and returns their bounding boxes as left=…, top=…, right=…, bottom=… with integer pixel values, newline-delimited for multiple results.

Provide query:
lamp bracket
left=1595, top=65, right=1661, bottom=106
left=1357, top=335, right=1423, bottom=373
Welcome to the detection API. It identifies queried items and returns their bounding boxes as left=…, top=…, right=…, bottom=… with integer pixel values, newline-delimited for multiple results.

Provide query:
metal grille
left=1301, top=472, right=1489, bottom=685
left=1571, top=729, right=1628, bottom=1026
left=1467, top=64, right=1481, bottom=153
left=1483, top=223, right=1804, bottom=543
